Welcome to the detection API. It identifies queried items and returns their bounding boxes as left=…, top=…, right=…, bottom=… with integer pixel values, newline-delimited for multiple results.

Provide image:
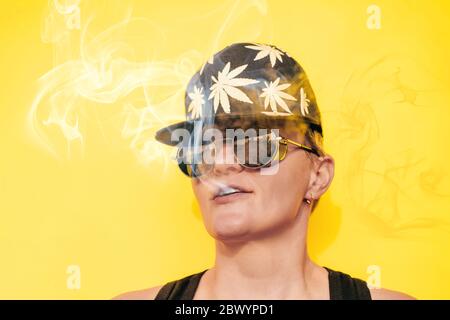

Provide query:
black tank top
left=154, top=267, right=372, bottom=300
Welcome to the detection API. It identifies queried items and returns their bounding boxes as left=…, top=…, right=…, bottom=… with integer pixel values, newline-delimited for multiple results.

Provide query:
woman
left=114, top=43, right=414, bottom=300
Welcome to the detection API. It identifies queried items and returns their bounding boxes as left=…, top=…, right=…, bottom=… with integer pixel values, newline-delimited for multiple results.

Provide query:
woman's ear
left=306, top=155, right=335, bottom=200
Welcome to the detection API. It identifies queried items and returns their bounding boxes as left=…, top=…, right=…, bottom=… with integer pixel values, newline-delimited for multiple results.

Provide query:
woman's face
left=191, top=128, right=334, bottom=242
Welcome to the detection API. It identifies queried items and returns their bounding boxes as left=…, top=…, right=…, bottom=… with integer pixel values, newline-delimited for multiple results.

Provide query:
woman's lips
left=212, top=191, right=252, bottom=204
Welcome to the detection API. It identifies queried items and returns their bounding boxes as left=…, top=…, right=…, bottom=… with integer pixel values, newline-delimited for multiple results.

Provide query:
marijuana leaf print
left=245, top=43, right=284, bottom=67
left=300, top=87, right=310, bottom=116
left=208, top=62, right=259, bottom=113
left=260, top=77, right=297, bottom=115
left=187, top=85, right=205, bottom=119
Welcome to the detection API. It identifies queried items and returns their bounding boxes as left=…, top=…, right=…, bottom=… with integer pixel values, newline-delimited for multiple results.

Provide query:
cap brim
left=155, top=120, right=193, bottom=146
left=154, top=114, right=322, bottom=146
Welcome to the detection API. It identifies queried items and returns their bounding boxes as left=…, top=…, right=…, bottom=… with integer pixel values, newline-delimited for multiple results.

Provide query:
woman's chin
left=213, top=230, right=250, bottom=243
left=210, top=214, right=251, bottom=241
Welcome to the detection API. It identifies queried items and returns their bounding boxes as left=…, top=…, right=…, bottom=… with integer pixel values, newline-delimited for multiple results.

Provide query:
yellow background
left=1, top=0, right=449, bottom=299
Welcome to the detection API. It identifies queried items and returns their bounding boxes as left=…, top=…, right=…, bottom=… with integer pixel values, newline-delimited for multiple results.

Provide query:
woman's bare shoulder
left=112, top=285, right=164, bottom=300
left=370, top=287, right=416, bottom=300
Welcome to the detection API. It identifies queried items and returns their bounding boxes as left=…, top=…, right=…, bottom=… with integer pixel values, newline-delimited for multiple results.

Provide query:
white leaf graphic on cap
left=208, top=62, right=259, bottom=113
left=300, top=87, right=310, bottom=116
left=245, top=44, right=284, bottom=67
left=260, top=77, right=296, bottom=115
left=187, top=85, right=205, bottom=119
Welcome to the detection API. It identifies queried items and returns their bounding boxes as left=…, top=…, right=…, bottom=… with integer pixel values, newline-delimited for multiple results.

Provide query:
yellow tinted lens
left=235, top=133, right=279, bottom=168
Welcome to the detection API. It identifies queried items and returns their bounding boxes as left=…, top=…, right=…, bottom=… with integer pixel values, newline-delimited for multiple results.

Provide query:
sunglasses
left=175, top=131, right=320, bottom=178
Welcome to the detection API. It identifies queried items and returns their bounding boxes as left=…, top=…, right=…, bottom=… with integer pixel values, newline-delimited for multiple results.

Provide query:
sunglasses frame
left=176, top=133, right=320, bottom=178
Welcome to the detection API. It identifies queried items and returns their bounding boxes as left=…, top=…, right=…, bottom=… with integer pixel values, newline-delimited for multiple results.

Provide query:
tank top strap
left=154, top=269, right=208, bottom=300
left=324, top=267, right=372, bottom=300
left=155, top=267, right=372, bottom=300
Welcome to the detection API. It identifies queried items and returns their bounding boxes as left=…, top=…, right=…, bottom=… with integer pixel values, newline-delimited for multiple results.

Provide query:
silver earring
left=305, top=198, right=312, bottom=205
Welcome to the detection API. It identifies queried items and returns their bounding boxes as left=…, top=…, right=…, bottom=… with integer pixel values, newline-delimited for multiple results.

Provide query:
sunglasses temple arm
left=283, top=138, right=320, bottom=157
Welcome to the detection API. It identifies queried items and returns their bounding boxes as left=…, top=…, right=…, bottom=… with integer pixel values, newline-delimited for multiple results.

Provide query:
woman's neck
left=195, top=210, right=329, bottom=299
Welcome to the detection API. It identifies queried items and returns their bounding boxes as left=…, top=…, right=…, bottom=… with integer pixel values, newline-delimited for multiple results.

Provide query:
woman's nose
left=210, top=142, right=243, bottom=176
